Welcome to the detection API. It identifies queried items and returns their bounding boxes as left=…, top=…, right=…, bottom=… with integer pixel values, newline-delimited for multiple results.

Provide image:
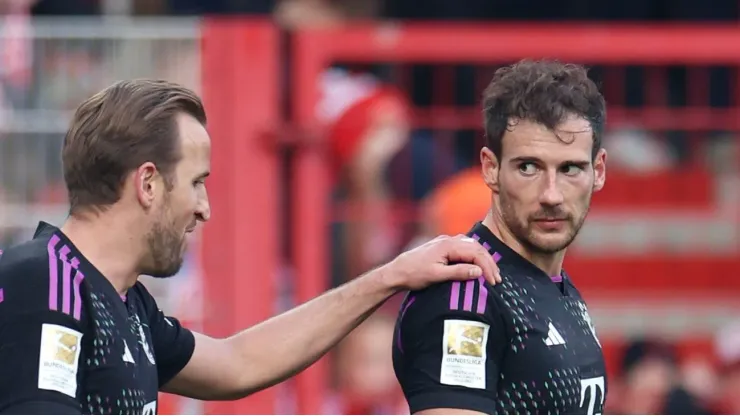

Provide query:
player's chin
left=528, top=230, right=574, bottom=253
left=149, top=256, right=185, bottom=279
left=150, top=263, right=183, bottom=279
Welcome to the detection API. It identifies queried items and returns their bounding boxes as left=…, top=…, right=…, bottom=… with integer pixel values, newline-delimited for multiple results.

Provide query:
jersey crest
left=132, top=314, right=156, bottom=365
left=578, top=302, right=601, bottom=348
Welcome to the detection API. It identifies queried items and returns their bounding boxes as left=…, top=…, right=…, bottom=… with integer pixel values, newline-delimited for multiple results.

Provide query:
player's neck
left=60, top=211, right=141, bottom=296
left=482, top=212, right=565, bottom=277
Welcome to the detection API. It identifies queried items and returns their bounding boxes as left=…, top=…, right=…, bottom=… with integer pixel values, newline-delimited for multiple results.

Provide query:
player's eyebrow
left=509, top=156, right=543, bottom=165
left=195, top=171, right=210, bottom=181
left=560, top=159, right=591, bottom=168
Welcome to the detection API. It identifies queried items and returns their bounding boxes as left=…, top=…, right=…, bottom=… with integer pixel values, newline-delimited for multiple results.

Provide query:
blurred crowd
left=0, top=0, right=738, bottom=414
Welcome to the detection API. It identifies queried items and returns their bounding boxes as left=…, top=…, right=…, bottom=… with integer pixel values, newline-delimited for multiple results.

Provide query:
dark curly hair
left=482, top=60, right=606, bottom=160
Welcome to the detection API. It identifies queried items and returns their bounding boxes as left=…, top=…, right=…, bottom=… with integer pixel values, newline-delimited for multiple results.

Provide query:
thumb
left=435, top=263, right=483, bottom=281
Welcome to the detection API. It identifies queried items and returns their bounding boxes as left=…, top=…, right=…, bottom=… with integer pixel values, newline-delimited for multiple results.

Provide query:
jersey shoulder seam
left=406, top=279, right=505, bottom=324
left=1, top=234, right=88, bottom=322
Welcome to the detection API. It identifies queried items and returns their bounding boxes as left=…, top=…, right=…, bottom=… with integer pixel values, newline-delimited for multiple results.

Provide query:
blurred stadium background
left=0, top=0, right=739, bottom=414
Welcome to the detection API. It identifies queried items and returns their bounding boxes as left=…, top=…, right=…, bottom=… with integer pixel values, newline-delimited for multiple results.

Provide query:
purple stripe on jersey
left=70, top=257, right=80, bottom=269
left=0, top=288, right=4, bottom=304
left=476, top=277, right=488, bottom=314
left=59, top=245, right=71, bottom=262
left=472, top=234, right=480, bottom=241
left=551, top=274, right=563, bottom=283
left=72, top=270, right=85, bottom=320
left=463, top=280, right=475, bottom=311
left=482, top=242, right=491, bottom=251
left=493, top=252, right=502, bottom=263
left=396, top=296, right=416, bottom=353
left=47, top=235, right=61, bottom=311
left=449, top=281, right=461, bottom=310
left=62, top=259, right=72, bottom=315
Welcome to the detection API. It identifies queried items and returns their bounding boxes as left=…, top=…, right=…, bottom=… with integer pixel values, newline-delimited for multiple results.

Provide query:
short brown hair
left=63, top=79, right=206, bottom=215
left=482, top=60, right=606, bottom=160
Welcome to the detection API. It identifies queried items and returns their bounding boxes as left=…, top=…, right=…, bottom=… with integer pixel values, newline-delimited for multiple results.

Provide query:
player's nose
left=196, top=196, right=211, bottom=222
left=539, top=176, right=564, bottom=206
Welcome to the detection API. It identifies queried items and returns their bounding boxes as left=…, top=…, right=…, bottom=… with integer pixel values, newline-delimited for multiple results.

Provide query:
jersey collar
left=33, top=221, right=57, bottom=239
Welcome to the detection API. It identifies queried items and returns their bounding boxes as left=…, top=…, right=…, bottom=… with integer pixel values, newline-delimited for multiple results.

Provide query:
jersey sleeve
left=393, top=281, right=507, bottom=414
left=0, top=249, right=88, bottom=414
left=132, top=283, right=196, bottom=387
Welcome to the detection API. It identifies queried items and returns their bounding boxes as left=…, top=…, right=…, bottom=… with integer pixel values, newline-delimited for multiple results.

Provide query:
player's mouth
left=532, top=218, right=567, bottom=230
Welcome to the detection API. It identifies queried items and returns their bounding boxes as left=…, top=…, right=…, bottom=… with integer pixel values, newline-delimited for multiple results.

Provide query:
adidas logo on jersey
left=544, top=322, right=566, bottom=346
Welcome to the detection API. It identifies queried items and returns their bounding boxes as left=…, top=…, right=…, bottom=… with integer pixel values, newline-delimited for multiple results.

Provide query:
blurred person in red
left=661, top=348, right=717, bottom=415
left=329, top=313, right=407, bottom=414
left=319, top=68, right=412, bottom=281
left=606, top=338, right=689, bottom=415
left=0, top=0, right=33, bottom=108
left=714, top=320, right=740, bottom=414
left=413, top=166, right=490, bottom=245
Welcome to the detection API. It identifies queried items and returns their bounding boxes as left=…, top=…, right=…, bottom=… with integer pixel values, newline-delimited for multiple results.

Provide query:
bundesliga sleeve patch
left=440, top=319, right=489, bottom=389
left=37, top=323, right=83, bottom=398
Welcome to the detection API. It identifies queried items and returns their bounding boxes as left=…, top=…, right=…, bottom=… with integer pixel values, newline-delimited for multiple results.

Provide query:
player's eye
left=193, top=179, right=205, bottom=187
left=561, top=164, right=583, bottom=176
left=518, top=162, right=538, bottom=176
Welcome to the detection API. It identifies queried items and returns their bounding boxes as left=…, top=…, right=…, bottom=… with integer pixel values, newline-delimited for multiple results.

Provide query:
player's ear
left=480, top=147, right=499, bottom=193
left=592, top=148, right=607, bottom=192
left=135, top=162, right=158, bottom=209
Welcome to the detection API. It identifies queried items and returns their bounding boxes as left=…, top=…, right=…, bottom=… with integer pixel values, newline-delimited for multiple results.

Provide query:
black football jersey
left=0, top=222, right=195, bottom=415
left=393, top=222, right=607, bottom=415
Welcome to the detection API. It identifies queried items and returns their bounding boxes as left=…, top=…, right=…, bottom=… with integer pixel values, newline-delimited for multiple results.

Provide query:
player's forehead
left=501, top=116, right=593, bottom=163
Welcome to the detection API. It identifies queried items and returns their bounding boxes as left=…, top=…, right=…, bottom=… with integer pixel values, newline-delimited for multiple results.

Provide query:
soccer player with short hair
left=0, top=79, right=501, bottom=415
left=392, top=60, right=609, bottom=415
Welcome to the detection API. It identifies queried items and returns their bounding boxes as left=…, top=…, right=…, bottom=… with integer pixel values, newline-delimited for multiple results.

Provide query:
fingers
left=437, top=263, right=486, bottom=281
left=388, top=233, right=501, bottom=292
left=440, top=235, right=501, bottom=284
